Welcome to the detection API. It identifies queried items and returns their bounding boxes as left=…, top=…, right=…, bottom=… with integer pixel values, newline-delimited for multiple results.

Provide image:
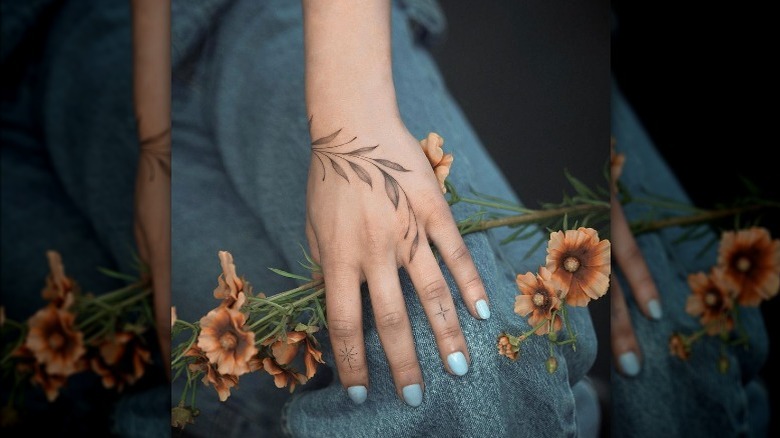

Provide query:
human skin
left=302, top=0, right=490, bottom=406
left=611, top=181, right=662, bottom=377
left=130, top=0, right=172, bottom=378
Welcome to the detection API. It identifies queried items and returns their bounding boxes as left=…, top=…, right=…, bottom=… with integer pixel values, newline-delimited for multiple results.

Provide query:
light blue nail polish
left=402, top=384, right=423, bottom=407
left=476, top=299, right=491, bottom=320
left=619, top=352, right=641, bottom=377
left=447, top=352, right=469, bottom=376
left=347, top=386, right=367, bottom=404
left=648, top=299, right=663, bottom=320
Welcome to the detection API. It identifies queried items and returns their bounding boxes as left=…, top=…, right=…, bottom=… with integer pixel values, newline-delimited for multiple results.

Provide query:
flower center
left=219, top=332, right=238, bottom=350
left=49, top=332, right=65, bottom=350
left=704, top=291, right=719, bottom=307
left=563, top=256, right=581, bottom=273
left=736, top=256, right=751, bottom=273
left=533, top=292, right=546, bottom=307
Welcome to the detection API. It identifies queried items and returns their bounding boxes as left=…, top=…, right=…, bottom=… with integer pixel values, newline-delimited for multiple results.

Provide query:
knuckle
left=328, top=318, right=359, bottom=339
left=391, top=357, right=419, bottom=375
left=437, top=325, right=463, bottom=343
left=363, top=227, right=389, bottom=258
left=376, top=311, right=406, bottom=331
left=462, top=275, right=483, bottom=293
left=449, top=243, right=471, bottom=263
left=421, top=278, right=449, bottom=302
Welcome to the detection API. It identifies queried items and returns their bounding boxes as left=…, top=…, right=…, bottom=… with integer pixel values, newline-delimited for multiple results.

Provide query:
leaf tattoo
left=310, top=123, right=421, bottom=261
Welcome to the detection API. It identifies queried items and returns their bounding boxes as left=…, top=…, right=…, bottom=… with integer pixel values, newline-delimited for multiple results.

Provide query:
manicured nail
left=402, top=384, right=423, bottom=407
left=647, top=299, right=663, bottom=320
left=347, top=386, right=367, bottom=404
left=447, top=352, right=469, bottom=376
left=475, top=299, right=491, bottom=320
left=619, top=352, right=640, bottom=377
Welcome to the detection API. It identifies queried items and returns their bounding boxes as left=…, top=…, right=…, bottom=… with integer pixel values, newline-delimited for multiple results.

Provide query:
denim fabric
left=171, top=1, right=598, bottom=437
left=1, top=0, right=167, bottom=435
left=611, top=83, right=769, bottom=437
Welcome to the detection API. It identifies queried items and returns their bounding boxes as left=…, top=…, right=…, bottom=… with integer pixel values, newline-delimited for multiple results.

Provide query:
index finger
left=611, top=197, right=662, bottom=320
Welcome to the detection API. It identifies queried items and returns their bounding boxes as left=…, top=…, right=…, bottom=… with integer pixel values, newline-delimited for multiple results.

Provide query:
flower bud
left=546, top=356, right=558, bottom=374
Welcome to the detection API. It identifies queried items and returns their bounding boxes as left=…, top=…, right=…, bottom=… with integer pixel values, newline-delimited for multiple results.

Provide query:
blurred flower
left=546, top=227, right=611, bottom=307
left=716, top=227, right=780, bottom=306
left=197, top=292, right=258, bottom=376
left=668, top=333, right=690, bottom=361
left=41, top=250, right=76, bottom=305
left=25, top=295, right=85, bottom=376
left=515, top=267, right=563, bottom=335
left=90, top=331, right=152, bottom=392
left=171, top=306, right=177, bottom=327
left=686, top=270, right=734, bottom=335
left=262, top=357, right=307, bottom=393
left=419, top=132, right=454, bottom=194
left=497, top=333, right=519, bottom=361
left=11, top=345, right=71, bottom=402
left=0, top=306, right=5, bottom=328
left=213, top=251, right=245, bottom=304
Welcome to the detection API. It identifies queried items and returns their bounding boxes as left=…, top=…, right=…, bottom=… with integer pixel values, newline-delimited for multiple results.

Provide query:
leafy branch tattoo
left=310, top=122, right=421, bottom=261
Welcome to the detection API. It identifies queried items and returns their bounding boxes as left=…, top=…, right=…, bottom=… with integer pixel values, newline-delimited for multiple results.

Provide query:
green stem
left=630, top=204, right=765, bottom=235
left=458, top=197, right=532, bottom=213
left=460, top=203, right=608, bottom=236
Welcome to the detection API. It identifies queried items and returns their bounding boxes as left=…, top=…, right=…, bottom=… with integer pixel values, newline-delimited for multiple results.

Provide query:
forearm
left=131, top=0, right=171, bottom=141
left=303, top=0, right=401, bottom=130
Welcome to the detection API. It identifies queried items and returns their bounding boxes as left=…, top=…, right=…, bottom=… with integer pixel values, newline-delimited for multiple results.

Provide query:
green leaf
left=268, top=268, right=311, bottom=282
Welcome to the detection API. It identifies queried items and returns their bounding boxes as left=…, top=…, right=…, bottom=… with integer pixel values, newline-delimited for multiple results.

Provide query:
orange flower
left=497, top=334, right=519, bottom=361
left=419, top=132, right=454, bottom=194
left=716, top=227, right=780, bottom=306
left=185, top=345, right=239, bottom=402
left=514, top=267, right=564, bottom=335
left=25, top=295, right=85, bottom=376
left=197, top=292, right=258, bottom=376
left=262, top=357, right=308, bottom=393
left=266, top=331, right=307, bottom=366
left=41, top=251, right=76, bottom=305
left=668, top=333, right=690, bottom=361
left=546, top=227, right=611, bottom=307
left=686, top=270, right=734, bottom=335
left=171, top=306, right=177, bottom=327
left=90, top=331, right=152, bottom=392
left=213, top=251, right=245, bottom=304
left=303, top=336, right=325, bottom=379
left=12, top=345, right=71, bottom=402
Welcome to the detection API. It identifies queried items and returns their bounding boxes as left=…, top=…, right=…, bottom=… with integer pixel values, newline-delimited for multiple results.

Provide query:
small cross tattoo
left=434, top=302, right=450, bottom=321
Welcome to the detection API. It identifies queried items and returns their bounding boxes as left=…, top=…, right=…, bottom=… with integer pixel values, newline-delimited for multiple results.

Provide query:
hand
left=610, top=152, right=662, bottom=377
left=305, top=121, right=489, bottom=406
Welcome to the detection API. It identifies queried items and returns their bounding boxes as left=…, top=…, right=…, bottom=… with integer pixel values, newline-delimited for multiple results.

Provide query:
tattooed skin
left=310, top=122, right=421, bottom=262
left=339, top=341, right=358, bottom=370
left=138, top=126, right=171, bottom=182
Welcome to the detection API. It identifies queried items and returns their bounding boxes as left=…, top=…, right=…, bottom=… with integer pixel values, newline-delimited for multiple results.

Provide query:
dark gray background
left=426, top=1, right=611, bottom=435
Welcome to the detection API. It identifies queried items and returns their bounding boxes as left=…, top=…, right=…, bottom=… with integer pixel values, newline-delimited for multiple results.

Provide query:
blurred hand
left=610, top=151, right=662, bottom=377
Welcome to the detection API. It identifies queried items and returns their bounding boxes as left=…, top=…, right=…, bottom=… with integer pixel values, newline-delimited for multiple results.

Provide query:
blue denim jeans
left=171, top=1, right=599, bottom=437
left=611, top=83, right=769, bottom=437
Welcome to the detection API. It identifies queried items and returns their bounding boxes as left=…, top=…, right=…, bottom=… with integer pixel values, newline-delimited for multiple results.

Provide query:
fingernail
left=619, top=352, right=640, bottom=377
left=475, top=299, right=491, bottom=320
left=402, top=384, right=423, bottom=407
left=647, top=299, right=663, bottom=320
left=347, top=386, right=367, bottom=404
left=447, top=352, right=469, bottom=376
